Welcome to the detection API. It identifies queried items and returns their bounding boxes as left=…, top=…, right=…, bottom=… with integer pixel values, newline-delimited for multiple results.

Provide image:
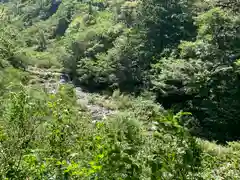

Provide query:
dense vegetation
left=0, top=0, right=240, bottom=179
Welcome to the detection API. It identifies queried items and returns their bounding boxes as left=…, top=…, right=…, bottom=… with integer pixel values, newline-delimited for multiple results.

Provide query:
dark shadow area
left=156, top=85, right=240, bottom=144
left=49, top=0, right=62, bottom=16
left=54, top=18, right=69, bottom=37
left=0, top=0, right=8, bottom=3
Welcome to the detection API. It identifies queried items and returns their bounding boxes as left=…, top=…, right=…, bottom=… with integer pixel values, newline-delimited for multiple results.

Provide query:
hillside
left=0, top=0, right=240, bottom=179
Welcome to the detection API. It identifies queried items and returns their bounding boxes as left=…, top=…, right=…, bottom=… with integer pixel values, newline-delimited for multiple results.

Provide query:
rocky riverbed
left=27, top=66, right=116, bottom=121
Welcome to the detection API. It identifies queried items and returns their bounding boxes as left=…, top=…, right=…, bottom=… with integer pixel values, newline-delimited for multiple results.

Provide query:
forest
left=0, top=0, right=240, bottom=179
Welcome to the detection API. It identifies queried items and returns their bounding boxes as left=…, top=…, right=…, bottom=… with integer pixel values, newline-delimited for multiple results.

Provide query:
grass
left=198, top=139, right=234, bottom=157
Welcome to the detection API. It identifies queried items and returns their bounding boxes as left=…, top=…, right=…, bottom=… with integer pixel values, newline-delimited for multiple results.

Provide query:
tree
left=151, top=7, right=240, bottom=142
left=137, top=0, right=196, bottom=58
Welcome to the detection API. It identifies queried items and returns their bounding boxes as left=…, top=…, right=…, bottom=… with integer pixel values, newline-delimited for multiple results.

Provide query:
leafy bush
left=150, top=7, right=240, bottom=142
left=0, top=85, right=203, bottom=179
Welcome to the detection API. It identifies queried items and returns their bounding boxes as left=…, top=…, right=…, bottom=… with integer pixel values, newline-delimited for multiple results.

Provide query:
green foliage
left=0, top=85, right=204, bottom=179
left=137, top=0, right=196, bottom=56
left=0, top=24, right=27, bottom=69
left=0, top=67, right=30, bottom=96
left=150, top=6, right=240, bottom=142
left=196, top=7, right=240, bottom=57
left=199, top=140, right=240, bottom=179
left=0, top=0, right=240, bottom=178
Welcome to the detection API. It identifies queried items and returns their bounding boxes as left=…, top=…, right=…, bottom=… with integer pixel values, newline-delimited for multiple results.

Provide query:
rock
left=75, top=87, right=116, bottom=121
